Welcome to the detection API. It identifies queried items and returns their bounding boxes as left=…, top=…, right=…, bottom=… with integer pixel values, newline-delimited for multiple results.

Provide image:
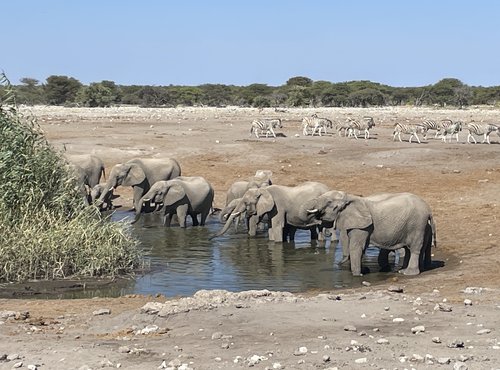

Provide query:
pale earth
left=0, top=106, right=499, bottom=369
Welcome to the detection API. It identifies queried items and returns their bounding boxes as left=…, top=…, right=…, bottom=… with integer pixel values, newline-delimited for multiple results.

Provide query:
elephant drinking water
left=98, top=158, right=181, bottom=212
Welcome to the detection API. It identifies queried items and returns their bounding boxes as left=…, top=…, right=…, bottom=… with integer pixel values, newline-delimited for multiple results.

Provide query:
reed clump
left=0, top=74, right=140, bottom=282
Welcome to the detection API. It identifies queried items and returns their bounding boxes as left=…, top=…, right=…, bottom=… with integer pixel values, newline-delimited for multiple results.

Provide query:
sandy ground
left=1, top=106, right=499, bottom=369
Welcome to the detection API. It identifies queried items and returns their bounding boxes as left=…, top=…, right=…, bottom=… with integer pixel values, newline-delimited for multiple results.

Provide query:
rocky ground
left=0, top=105, right=499, bottom=369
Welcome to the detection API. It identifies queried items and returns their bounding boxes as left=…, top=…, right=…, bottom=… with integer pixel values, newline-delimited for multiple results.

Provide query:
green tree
left=77, top=82, right=116, bottom=107
left=44, top=75, right=82, bottom=105
left=348, top=88, right=385, bottom=107
left=430, top=78, right=464, bottom=107
left=286, top=76, right=313, bottom=87
left=15, top=77, right=45, bottom=105
left=286, top=85, right=312, bottom=107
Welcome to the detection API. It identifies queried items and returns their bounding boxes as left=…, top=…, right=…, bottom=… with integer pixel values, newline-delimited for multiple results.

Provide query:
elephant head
left=132, top=180, right=186, bottom=223
left=212, top=187, right=275, bottom=238
left=307, top=191, right=372, bottom=230
left=98, top=162, right=146, bottom=204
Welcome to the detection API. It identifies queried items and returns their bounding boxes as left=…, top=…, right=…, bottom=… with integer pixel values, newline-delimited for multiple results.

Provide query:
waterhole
left=96, top=211, right=399, bottom=298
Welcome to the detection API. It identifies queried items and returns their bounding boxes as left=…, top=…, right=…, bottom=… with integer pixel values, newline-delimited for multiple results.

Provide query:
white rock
left=12, top=362, right=23, bottom=369
left=354, top=357, right=367, bottom=364
left=393, top=318, right=405, bottom=323
left=92, top=308, right=111, bottom=316
left=453, top=361, right=468, bottom=370
left=464, top=299, right=472, bottom=306
left=411, top=325, right=426, bottom=334
left=377, top=338, right=389, bottom=344
left=28, top=365, right=37, bottom=370
left=272, top=363, right=283, bottom=369
left=432, top=336, right=442, bottom=343
left=477, top=328, right=491, bottom=335
left=437, top=357, right=451, bottom=364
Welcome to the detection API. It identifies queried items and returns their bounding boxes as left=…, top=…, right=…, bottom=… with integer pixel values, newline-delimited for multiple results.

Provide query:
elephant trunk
left=210, top=211, right=241, bottom=240
left=130, top=196, right=148, bottom=224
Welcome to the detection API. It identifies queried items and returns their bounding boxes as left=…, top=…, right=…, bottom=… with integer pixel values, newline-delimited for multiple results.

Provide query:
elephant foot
left=379, top=265, right=392, bottom=273
left=339, top=256, right=350, bottom=265
left=399, top=267, right=420, bottom=276
left=352, top=272, right=363, bottom=277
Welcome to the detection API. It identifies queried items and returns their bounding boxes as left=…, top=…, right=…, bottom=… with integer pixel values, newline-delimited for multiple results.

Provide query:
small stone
left=118, top=346, right=130, bottom=353
left=12, top=362, right=23, bottom=369
left=384, top=306, right=390, bottom=311
left=7, top=354, right=20, bottom=361
left=411, top=354, right=424, bottom=363
left=437, top=357, right=451, bottom=364
left=432, top=336, right=442, bottom=343
left=362, top=281, right=371, bottom=287
left=477, top=328, right=491, bottom=335
left=459, top=354, right=471, bottom=362
left=211, top=332, right=223, bottom=340
left=435, top=303, right=452, bottom=312
left=344, top=325, right=357, bottom=332
left=92, top=308, right=111, bottom=316
left=27, top=365, right=37, bottom=370
left=453, top=361, right=468, bottom=370
left=322, top=355, right=331, bottom=362
left=464, top=299, right=472, bottom=306
left=354, top=357, right=367, bottom=364
left=377, top=338, right=389, bottom=344
left=411, top=325, right=426, bottom=334
left=272, top=363, right=283, bottom=369
left=293, top=346, right=308, bottom=356
left=393, top=318, right=405, bottom=323
left=388, top=285, right=404, bottom=293
left=448, top=340, right=465, bottom=348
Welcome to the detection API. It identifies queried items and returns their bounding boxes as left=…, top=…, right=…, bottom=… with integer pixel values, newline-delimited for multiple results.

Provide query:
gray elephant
left=221, top=170, right=273, bottom=233
left=134, top=176, right=214, bottom=228
left=214, top=182, right=330, bottom=242
left=306, top=191, right=436, bottom=276
left=98, top=158, right=181, bottom=212
left=66, top=154, right=106, bottom=189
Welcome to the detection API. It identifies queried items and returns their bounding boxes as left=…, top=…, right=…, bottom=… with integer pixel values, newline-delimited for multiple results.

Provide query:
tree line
left=4, top=75, right=500, bottom=108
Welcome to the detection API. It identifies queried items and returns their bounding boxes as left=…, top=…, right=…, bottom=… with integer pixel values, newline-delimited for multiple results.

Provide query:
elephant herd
left=67, top=154, right=437, bottom=277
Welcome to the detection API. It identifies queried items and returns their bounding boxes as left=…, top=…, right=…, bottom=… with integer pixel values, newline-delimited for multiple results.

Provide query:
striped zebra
left=302, top=114, right=333, bottom=136
left=335, top=121, right=351, bottom=137
left=347, top=116, right=375, bottom=139
left=420, top=119, right=448, bottom=139
left=392, top=122, right=425, bottom=144
left=440, top=120, right=462, bottom=142
left=466, top=122, right=500, bottom=144
left=250, top=118, right=282, bottom=138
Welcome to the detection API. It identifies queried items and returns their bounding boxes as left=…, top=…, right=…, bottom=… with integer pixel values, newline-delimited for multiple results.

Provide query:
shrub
left=0, top=74, right=140, bottom=282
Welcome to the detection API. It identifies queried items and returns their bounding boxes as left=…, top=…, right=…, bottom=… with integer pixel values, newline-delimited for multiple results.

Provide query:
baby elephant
left=89, top=184, right=117, bottom=211
left=134, top=176, right=214, bottom=228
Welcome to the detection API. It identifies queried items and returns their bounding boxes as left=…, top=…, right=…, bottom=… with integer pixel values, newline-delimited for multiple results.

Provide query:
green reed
left=0, top=74, right=140, bottom=282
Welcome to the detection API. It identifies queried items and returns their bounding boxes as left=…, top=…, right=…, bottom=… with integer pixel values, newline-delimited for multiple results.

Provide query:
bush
left=0, top=74, right=140, bottom=282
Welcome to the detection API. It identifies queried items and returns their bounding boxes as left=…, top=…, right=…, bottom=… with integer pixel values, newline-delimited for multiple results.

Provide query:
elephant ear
left=164, top=184, right=186, bottom=205
left=122, top=164, right=146, bottom=186
left=256, top=188, right=274, bottom=217
left=338, top=198, right=372, bottom=230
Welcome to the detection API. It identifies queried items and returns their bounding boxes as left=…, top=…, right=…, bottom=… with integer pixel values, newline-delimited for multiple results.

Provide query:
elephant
left=221, top=170, right=273, bottom=234
left=133, top=176, right=214, bottom=228
left=66, top=154, right=106, bottom=189
left=98, top=158, right=181, bottom=212
left=214, top=182, right=330, bottom=242
left=306, top=191, right=436, bottom=276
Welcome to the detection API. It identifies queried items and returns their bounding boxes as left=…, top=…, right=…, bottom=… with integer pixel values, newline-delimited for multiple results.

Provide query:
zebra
left=335, top=121, right=351, bottom=137
left=301, top=114, right=333, bottom=136
left=440, top=120, right=462, bottom=142
left=466, top=122, right=500, bottom=144
left=250, top=118, right=282, bottom=138
left=392, top=122, right=425, bottom=144
left=420, top=119, right=453, bottom=139
left=346, top=116, right=375, bottom=139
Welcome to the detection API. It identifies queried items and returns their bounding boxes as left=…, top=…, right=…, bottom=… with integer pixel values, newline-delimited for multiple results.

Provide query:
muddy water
left=101, top=211, right=398, bottom=298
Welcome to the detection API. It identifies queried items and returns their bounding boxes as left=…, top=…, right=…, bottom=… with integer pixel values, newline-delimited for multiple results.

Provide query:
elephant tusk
left=307, top=209, right=318, bottom=214
left=109, top=186, right=114, bottom=191
left=230, top=211, right=241, bottom=217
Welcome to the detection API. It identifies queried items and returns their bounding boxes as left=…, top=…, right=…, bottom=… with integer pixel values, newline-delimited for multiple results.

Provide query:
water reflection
left=105, top=211, right=395, bottom=298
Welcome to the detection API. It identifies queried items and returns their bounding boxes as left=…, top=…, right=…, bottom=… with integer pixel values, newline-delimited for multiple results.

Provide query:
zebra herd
left=250, top=115, right=500, bottom=144
left=393, top=119, right=500, bottom=144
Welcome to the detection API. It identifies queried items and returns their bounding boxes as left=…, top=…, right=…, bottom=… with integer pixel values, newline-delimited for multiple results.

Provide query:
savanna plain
left=1, top=106, right=499, bottom=369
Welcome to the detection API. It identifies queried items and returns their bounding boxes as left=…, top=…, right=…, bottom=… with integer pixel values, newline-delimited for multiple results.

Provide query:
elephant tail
left=429, top=214, right=437, bottom=248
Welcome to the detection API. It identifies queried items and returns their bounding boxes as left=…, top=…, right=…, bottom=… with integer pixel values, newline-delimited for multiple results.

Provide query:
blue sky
left=2, top=0, right=500, bottom=87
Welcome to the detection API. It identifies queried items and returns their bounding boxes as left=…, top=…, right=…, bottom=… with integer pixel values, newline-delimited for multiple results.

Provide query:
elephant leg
left=247, top=215, right=258, bottom=236
left=163, top=213, right=172, bottom=227
left=176, top=204, right=189, bottom=228
left=421, top=223, right=432, bottom=270
left=378, top=249, right=392, bottom=272
left=270, top=219, right=284, bottom=242
left=191, top=213, right=200, bottom=226
left=284, top=224, right=297, bottom=242
left=199, top=207, right=210, bottom=226
left=132, top=186, right=145, bottom=212
left=309, top=227, right=318, bottom=241
left=400, top=244, right=421, bottom=276
left=339, top=229, right=350, bottom=265
left=347, top=228, right=370, bottom=276
left=401, top=247, right=410, bottom=269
